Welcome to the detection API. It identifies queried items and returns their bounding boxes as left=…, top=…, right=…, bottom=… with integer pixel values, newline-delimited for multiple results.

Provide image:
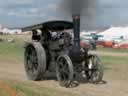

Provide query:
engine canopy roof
left=22, top=21, right=73, bottom=32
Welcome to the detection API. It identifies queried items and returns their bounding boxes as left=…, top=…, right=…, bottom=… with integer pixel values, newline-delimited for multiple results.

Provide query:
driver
left=50, top=31, right=64, bottom=40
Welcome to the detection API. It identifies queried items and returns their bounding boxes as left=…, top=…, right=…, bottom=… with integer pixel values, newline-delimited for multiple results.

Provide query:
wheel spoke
left=91, top=71, right=100, bottom=81
left=60, top=68, right=69, bottom=75
left=58, top=61, right=63, bottom=68
left=26, top=46, right=39, bottom=74
left=56, top=55, right=73, bottom=87
left=60, top=71, right=69, bottom=81
left=86, top=55, right=103, bottom=83
left=27, top=60, right=32, bottom=70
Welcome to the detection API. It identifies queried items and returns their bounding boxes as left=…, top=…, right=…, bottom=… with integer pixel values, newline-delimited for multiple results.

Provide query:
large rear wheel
left=24, top=42, right=46, bottom=81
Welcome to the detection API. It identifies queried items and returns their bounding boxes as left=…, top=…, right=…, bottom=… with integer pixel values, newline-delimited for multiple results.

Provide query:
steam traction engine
left=22, top=15, right=104, bottom=87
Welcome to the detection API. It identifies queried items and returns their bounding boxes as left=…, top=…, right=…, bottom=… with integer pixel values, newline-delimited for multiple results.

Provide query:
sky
left=0, top=0, right=128, bottom=30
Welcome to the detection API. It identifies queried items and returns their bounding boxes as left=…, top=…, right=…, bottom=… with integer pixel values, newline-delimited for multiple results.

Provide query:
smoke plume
left=58, top=0, right=98, bottom=30
left=58, top=0, right=128, bottom=30
left=59, top=0, right=97, bottom=16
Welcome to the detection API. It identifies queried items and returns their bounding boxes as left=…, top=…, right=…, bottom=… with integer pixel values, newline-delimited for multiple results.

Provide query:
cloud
left=0, top=8, right=3, bottom=13
left=47, top=4, right=58, bottom=11
left=99, top=0, right=128, bottom=8
left=10, top=0, right=33, bottom=4
left=0, top=0, right=128, bottom=28
left=0, top=0, right=33, bottom=6
left=6, top=8, right=46, bottom=17
left=0, top=0, right=57, bottom=18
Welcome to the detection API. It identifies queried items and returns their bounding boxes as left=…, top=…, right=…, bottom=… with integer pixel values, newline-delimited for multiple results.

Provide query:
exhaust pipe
left=70, top=15, right=81, bottom=61
left=73, top=15, right=80, bottom=51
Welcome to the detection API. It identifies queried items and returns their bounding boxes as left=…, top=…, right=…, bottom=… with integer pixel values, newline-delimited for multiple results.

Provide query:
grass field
left=98, top=46, right=128, bottom=53
left=0, top=35, right=128, bottom=96
left=0, top=79, right=76, bottom=96
left=97, top=47, right=128, bottom=65
left=0, top=35, right=128, bottom=65
left=0, top=35, right=30, bottom=63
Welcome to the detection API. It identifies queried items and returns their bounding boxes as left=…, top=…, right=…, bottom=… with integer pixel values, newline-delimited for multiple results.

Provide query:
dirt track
left=0, top=53, right=128, bottom=96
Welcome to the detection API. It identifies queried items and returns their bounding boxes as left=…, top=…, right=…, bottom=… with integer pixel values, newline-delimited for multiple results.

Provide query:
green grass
left=0, top=80, right=76, bottom=96
left=97, top=46, right=128, bottom=65
left=14, top=83, right=76, bottom=96
left=0, top=35, right=29, bottom=63
left=95, top=46, right=128, bottom=65
left=0, top=35, right=128, bottom=65
left=101, top=55, right=128, bottom=65
left=0, top=41, right=24, bottom=57
left=97, top=46, right=128, bottom=53
left=0, top=35, right=128, bottom=96
left=0, top=80, right=53, bottom=96
left=13, top=84, right=56, bottom=96
left=13, top=83, right=44, bottom=96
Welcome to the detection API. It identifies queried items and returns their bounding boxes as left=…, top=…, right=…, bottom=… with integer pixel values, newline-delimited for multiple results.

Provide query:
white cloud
left=0, top=6, right=46, bottom=17
left=0, top=8, right=3, bottom=13
left=11, top=0, right=33, bottom=4
left=47, top=4, right=58, bottom=11
left=1, top=0, right=33, bottom=5
left=29, top=8, right=39, bottom=13
left=47, top=16, right=59, bottom=20
left=7, top=8, right=46, bottom=17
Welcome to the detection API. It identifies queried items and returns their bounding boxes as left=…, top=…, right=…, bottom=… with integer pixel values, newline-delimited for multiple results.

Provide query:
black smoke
left=58, top=0, right=128, bottom=30
left=59, top=0, right=97, bottom=16
left=58, top=0, right=98, bottom=30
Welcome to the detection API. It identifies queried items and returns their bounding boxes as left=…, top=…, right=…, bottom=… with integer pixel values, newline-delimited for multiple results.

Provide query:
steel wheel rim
left=56, top=55, right=73, bottom=86
left=89, top=55, right=102, bottom=82
left=57, top=57, right=70, bottom=82
left=25, top=46, right=39, bottom=74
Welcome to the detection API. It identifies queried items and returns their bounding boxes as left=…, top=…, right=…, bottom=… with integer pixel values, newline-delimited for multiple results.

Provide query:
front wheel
left=56, top=55, right=74, bottom=87
left=86, top=55, right=104, bottom=83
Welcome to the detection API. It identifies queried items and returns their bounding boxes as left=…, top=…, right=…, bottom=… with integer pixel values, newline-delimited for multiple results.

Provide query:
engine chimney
left=70, top=15, right=81, bottom=61
left=73, top=15, right=80, bottom=50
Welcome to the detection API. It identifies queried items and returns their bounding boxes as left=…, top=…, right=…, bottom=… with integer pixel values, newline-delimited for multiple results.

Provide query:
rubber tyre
left=24, top=42, right=46, bottom=81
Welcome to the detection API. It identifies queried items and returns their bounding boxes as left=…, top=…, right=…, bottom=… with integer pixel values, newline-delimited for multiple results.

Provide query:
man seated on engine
left=50, top=30, right=72, bottom=47
left=32, top=30, right=41, bottom=41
